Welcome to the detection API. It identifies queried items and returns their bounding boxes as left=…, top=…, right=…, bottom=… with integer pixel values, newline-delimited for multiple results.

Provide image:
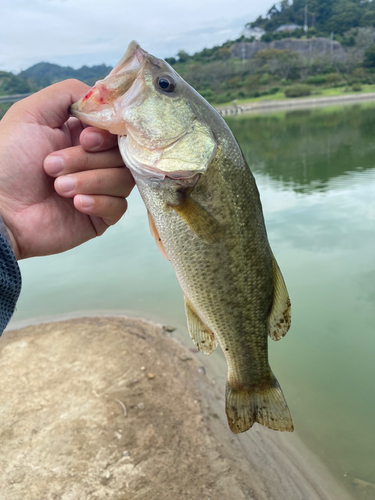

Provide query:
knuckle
left=76, top=147, right=90, bottom=170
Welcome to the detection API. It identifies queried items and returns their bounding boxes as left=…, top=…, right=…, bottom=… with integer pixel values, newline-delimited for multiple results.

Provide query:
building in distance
left=241, top=26, right=266, bottom=40
left=274, top=24, right=303, bottom=33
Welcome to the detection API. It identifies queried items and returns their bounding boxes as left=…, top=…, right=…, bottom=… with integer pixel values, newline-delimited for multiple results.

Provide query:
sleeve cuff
left=0, top=232, right=22, bottom=335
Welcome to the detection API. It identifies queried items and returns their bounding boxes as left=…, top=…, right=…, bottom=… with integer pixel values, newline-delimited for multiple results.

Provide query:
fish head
left=71, top=41, right=217, bottom=180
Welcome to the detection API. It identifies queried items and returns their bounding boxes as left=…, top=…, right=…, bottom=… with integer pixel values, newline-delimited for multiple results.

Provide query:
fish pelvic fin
left=184, top=296, right=218, bottom=355
left=268, top=254, right=291, bottom=341
left=225, top=373, right=294, bottom=434
left=147, top=210, right=169, bottom=260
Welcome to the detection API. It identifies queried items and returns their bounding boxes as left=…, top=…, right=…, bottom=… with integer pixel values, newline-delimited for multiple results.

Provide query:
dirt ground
left=0, top=317, right=355, bottom=500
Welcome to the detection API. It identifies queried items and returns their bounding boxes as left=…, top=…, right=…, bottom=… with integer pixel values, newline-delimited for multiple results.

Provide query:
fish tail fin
left=225, top=373, right=294, bottom=434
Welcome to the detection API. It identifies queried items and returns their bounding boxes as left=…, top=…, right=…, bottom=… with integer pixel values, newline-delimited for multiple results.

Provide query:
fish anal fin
left=268, top=254, right=291, bottom=341
left=225, top=373, right=293, bottom=434
left=147, top=210, right=169, bottom=260
left=171, top=197, right=223, bottom=244
left=184, top=296, right=217, bottom=355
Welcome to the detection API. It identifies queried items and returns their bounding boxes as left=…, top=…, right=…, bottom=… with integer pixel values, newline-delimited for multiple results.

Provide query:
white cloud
left=0, top=0, right=267, bottom=72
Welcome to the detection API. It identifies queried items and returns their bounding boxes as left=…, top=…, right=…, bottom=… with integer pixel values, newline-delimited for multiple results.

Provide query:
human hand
left=0, top=79, right=134, bottom=260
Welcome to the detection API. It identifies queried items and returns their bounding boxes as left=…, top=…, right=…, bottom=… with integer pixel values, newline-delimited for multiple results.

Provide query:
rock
left=352, top=478, right=375, bottom=498
left=230, top=37, right=346, bottom=62
left=162, top=325, right=176, bottom=333
left=179, top=354, right=192, bottom=361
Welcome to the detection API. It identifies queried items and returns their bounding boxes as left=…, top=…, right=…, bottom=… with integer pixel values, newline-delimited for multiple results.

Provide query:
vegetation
left=0, top=63, right=112, bottom=100
left=19, top=62, right=112, bottom=89
left=164, top=0, right=375, bottom=105
left=0, top=71, right=32, bottom=96
left=284, top=84, right=312, bottom=97
left=2, top=0, right=375, bottom=109
left=251, top=0, right=375, bottom=38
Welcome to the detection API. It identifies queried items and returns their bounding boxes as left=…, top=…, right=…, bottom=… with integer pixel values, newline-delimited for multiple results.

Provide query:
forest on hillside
left=2, top=0, right=375, bottom=113
left=251, top=0, right=375, bottom=38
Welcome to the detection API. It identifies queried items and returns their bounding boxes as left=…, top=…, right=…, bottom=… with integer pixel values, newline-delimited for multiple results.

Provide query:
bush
left=325, top=73, right=342, bottom=85
left=199, top=88, right=214, bottom=99
left=284, top=84, right=312, bottom=98
left=305, top=75, right=326, bottom=85
left=165, top=57, right=176, bottom=65
left=351, top=83, right=362, bottom=91
left=352, top=68, right=366, bottom=79
left=306, top=75, right=326, bottom=85
left=217, top=47, right=231, bottom=59
left=259, top=73, right=270, bottom=85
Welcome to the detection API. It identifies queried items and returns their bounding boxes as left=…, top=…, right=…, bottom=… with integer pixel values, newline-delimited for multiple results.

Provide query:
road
left=0, top=93, right=33, bottom=104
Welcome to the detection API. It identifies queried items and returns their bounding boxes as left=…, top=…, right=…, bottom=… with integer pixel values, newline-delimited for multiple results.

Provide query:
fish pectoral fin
left=184, top=296, right=217, bottom=355
left=267, top=254, right=291, bottom=341
left=225, top=372, right=294, bottom=434
left=147, top=210, right=169, bottom=261
left=171, top=197, right=223, bottom=244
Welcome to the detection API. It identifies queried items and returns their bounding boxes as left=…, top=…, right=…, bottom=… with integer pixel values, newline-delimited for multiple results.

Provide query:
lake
left=10, top=103, right=375, bottom=497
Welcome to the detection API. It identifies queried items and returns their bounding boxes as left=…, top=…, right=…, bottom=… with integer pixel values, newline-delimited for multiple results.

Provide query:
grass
left=216, top=84, right=375, bottom=108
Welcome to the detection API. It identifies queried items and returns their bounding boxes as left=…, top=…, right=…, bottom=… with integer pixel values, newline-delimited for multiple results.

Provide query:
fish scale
left=71, top=40, right=293, bottom=434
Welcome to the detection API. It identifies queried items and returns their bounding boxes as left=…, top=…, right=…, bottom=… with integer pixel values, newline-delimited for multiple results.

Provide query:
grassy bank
left=215, top=84, right=375, bottom=108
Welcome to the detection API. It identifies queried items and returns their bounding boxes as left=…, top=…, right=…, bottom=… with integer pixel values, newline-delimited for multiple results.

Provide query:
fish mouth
left=70, top=41, right=148, bottom=134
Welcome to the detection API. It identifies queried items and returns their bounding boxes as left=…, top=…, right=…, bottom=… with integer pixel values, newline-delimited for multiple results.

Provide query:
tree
left=177, top=50, right=191, bottom=63
left=364, top=44, right=375, bottom=67
left=249, top=0, right=375, bottom=36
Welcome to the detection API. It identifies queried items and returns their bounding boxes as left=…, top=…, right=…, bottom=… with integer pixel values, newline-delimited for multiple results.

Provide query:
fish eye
left=157, top=76, right=176, bottom=93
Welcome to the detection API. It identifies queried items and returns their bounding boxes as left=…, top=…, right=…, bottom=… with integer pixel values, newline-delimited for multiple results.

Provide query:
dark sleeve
left=0, top=233, right=22, bottom=335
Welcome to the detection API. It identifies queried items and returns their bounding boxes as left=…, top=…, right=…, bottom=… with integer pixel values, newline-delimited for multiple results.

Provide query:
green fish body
left=71, top=41, right=293, bottom=433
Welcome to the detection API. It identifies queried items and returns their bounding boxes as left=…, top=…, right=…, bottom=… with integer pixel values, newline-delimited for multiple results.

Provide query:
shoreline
left=1, top=315, right=355, bottom=499
left=215, top=91, right=375, bottom=116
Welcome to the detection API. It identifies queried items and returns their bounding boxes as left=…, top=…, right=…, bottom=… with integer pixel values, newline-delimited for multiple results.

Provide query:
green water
left=10, top=104, right=375, bottom=494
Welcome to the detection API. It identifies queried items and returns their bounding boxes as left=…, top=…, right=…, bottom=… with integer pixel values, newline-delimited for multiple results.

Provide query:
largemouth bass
left=71, top=41, right=293, bottom=434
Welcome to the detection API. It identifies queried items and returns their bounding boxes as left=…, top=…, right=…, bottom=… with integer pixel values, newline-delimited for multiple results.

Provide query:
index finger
left=80, top=127, right=119, bottom=152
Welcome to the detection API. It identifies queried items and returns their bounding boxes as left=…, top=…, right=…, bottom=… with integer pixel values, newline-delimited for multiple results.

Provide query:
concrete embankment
left=217, top=92, right=375, bottom=116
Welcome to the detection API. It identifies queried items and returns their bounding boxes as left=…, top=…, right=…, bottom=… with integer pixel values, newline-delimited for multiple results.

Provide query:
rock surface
left=0, top=317, right=354, bottom=500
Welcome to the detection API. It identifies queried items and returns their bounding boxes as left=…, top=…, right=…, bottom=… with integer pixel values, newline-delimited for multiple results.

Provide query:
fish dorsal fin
left=171, top=197, right=223, bottom=244
left=184, top=296, right=217, bottom=355
left=147, top=210, right=169, bottom=260
left=267, top=255, right=291, bottom=341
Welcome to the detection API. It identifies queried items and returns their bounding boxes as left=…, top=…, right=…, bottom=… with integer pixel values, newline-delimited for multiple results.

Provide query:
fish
left=70, top=41, right=293, bottom=434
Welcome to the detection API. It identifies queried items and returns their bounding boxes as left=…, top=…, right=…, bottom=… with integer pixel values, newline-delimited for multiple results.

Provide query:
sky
left=0, top=0, right=270, bottom=73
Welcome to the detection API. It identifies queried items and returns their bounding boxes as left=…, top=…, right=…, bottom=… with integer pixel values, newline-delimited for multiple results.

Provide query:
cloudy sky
left=1, top=0, right=270, bottom=73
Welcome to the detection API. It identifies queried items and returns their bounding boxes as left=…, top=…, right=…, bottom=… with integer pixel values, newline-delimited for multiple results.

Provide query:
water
left=10, top=104, right=375, bottom=495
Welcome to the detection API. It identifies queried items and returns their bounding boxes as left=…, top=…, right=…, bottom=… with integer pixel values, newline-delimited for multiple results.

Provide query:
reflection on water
left=229, top=105, right=375, bottom=193
left=227, top=105, right=375, bottom=496
left=10, top=104, right=375, bottom=497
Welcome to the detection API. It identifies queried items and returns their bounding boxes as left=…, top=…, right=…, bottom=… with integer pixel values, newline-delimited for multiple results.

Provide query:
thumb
left=14, top=79, right=90, bottom=129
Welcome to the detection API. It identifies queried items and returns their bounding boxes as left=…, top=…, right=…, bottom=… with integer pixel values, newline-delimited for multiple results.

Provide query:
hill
left=0, top=70, right=32, bottom=95
left=19, top=62, right=112, bottom=89
left=3, top=0, right=375, bottom=112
